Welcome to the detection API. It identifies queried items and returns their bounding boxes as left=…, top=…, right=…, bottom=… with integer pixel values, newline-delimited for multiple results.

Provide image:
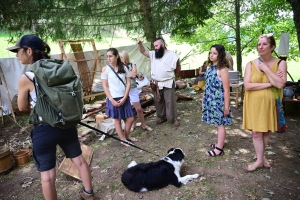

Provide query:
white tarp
left=0, top=43, right=151, bottom=116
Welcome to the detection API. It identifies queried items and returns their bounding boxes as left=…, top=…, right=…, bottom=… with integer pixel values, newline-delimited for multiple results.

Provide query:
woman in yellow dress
left=192, top=61, right=208, bottom=91
left=242, top=34, right=287, bottom=171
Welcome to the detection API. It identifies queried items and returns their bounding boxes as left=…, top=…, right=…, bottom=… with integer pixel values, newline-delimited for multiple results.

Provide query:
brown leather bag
left=150, top=81, right=158, bottom=91
left=150, top=80, right=161, bottom=102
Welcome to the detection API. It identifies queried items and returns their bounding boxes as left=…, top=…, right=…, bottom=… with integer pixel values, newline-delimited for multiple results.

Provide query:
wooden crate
left=177, top=69, right=197, bottom=78
left=58, top=144, right=93, bottom=180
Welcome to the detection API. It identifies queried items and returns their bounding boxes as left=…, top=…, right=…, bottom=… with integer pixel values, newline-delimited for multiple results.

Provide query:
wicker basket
left=13, top=149, right=31, bottom=166
left=175, top=80, right=187, bottom=89
left=0, top=143, right=13, bottom=173
left=175, top=91, right=193, bottom=100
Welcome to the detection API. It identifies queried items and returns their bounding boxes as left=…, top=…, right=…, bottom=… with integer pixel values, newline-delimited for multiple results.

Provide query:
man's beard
left=155, top=46, right=165, bottom=59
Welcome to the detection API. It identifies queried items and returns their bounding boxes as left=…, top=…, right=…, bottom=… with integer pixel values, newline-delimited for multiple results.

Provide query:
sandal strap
left=207, top=150, right=216, bottom=156
left=215, top=147, right=223, bottom=152
left=156, top=118, right=167, bottom=124
left=207, top=147, right=224, bottom=157
left=142, top=125, right=153, bottom=131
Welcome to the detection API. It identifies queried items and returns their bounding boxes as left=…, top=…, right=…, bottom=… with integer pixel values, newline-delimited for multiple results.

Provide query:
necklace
left=258, top=57, right=275, bottom=68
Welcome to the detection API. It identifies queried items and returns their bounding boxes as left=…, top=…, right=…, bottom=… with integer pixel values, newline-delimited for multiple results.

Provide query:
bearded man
left=137, top=38, right=181, bottom=127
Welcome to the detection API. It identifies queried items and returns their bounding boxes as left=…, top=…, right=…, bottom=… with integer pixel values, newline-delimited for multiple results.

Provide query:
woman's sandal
left=141, top=125, right=153, bottom=131
left=206, top=147, right=224, bottom=157
left=174, top=120, right=180, bottom=127
left=120, top=141, right=131, bottom=147
left=126, top=137, right=138, bottom=142
left=130, top=126, right=135, bottom=132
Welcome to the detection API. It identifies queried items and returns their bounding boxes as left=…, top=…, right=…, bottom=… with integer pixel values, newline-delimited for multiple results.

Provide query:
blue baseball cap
left=7, top=34, right=45, bottom=53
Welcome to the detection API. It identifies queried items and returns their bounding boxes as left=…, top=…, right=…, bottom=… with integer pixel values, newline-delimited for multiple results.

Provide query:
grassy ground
left=0, top=90, right=300, bottom=199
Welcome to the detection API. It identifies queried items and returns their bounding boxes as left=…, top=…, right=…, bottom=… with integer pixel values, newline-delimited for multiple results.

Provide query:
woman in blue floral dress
left=202, top=44, right=232, bottom=156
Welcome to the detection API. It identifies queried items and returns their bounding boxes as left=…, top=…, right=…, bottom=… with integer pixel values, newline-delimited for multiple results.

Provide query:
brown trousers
left=153, top=81, right=178, bottom=123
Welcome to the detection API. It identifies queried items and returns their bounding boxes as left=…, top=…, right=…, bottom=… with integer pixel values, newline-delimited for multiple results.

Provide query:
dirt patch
left=0, top=91, right=300, bottom=200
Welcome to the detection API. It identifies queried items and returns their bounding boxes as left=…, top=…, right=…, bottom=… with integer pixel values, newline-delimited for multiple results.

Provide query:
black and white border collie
left=121, top=148, right=199, bottom=192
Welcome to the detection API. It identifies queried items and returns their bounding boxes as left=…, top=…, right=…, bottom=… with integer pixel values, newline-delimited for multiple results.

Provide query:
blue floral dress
left=202, top=65, right=232, bottom=126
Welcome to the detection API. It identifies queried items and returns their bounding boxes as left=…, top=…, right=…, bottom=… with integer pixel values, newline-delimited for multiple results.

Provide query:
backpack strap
left=258, top=57, right=283, bottom=70
left=128, top=63, right=135, bottom=72
left=24, top=72, right=34, bottom=82
left=24, top=72, right=38, bottom=102
left=24, top=72, right=43, bottom=123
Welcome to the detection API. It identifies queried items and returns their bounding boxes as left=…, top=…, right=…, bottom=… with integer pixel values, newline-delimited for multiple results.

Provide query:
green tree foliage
left=1, top=0, right=298, bottom=72
left=0, top=0, right=213, bottom=44
left=172, top=0, right=298, bottom=73
left=286, top=0, right=300, bottom=52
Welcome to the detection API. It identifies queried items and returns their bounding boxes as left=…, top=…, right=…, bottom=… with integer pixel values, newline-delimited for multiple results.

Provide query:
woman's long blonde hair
left=119, top=51, right=130, bottom=65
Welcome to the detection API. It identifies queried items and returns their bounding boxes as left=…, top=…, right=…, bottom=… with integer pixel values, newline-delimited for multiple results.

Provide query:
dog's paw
left=181, top=180, right=189, bottom=185
left=128, top=160, right=137, bottom=168
left=180, top=174, right=199, bottom=185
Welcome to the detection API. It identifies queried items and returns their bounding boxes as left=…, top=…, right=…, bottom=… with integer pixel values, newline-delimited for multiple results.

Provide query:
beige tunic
left=149, top=50, right=179, bottom=89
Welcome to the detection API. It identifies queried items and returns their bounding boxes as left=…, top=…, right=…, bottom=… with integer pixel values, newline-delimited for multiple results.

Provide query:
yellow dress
left=192, top=80, right=205, bottom=91
left=242, top=59, right=282, bottom=133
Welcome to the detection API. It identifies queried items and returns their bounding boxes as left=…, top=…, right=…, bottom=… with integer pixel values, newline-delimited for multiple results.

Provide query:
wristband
left=109, top=97, right=113, bottom=101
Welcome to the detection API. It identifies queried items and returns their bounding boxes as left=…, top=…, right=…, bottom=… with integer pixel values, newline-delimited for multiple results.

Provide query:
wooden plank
left=283, top=98, right=300, bottom=102
left=229, top=82, right=244, bottom=108
left=58, top=144, right=93, bottom=180
left=83, top=92, right=105, bottom=99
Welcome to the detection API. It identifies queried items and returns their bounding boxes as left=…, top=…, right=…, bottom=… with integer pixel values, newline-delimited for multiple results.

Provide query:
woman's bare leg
left=71, top=155, right=92, bottom=191
left=132, top=102, right=147, bottom=127
left=262, top=132, right=271, bottom=167
left=205, top=126, right=225, bottom=156
left=216, top=125, right=226, bottom=150
left=40, top=168, right=57, bottom=200
left=248, top=131, right=264, bottom=171
left=114, top=119, right=126, bottom=140
left=124, top=116, right=134, bottom=139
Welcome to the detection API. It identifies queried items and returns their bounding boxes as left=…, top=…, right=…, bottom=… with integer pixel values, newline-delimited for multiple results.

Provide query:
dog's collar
left=162, top=156, right=172, bottom=163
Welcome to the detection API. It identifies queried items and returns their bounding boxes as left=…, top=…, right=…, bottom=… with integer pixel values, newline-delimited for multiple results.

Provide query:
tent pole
left=0, top=65, right=17, bottom=123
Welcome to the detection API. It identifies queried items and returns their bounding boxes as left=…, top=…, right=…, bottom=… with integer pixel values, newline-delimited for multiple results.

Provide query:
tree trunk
left=287, top=0, right=300, bottom=52
left=138, top=0, right=157, bottom=44
left=235, top=0, right=242, bottom=74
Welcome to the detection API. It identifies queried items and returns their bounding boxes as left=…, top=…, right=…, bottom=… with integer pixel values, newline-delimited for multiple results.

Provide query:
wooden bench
left=230, top=82, right=244, bottom=108
left=282, top=98, right=300, bottom=111
left=229, top=71, right=244, bottom=108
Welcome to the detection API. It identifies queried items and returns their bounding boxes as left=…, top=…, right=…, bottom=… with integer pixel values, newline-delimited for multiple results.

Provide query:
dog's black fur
left=121, top=148, right=199, bottom=192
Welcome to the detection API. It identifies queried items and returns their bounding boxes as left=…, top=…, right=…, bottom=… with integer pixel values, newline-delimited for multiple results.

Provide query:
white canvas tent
left=0, top=43, right=151, bottom=116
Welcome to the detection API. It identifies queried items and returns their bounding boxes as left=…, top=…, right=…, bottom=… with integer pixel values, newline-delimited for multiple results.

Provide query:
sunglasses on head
left=260, top=33, right=273, bottom=37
